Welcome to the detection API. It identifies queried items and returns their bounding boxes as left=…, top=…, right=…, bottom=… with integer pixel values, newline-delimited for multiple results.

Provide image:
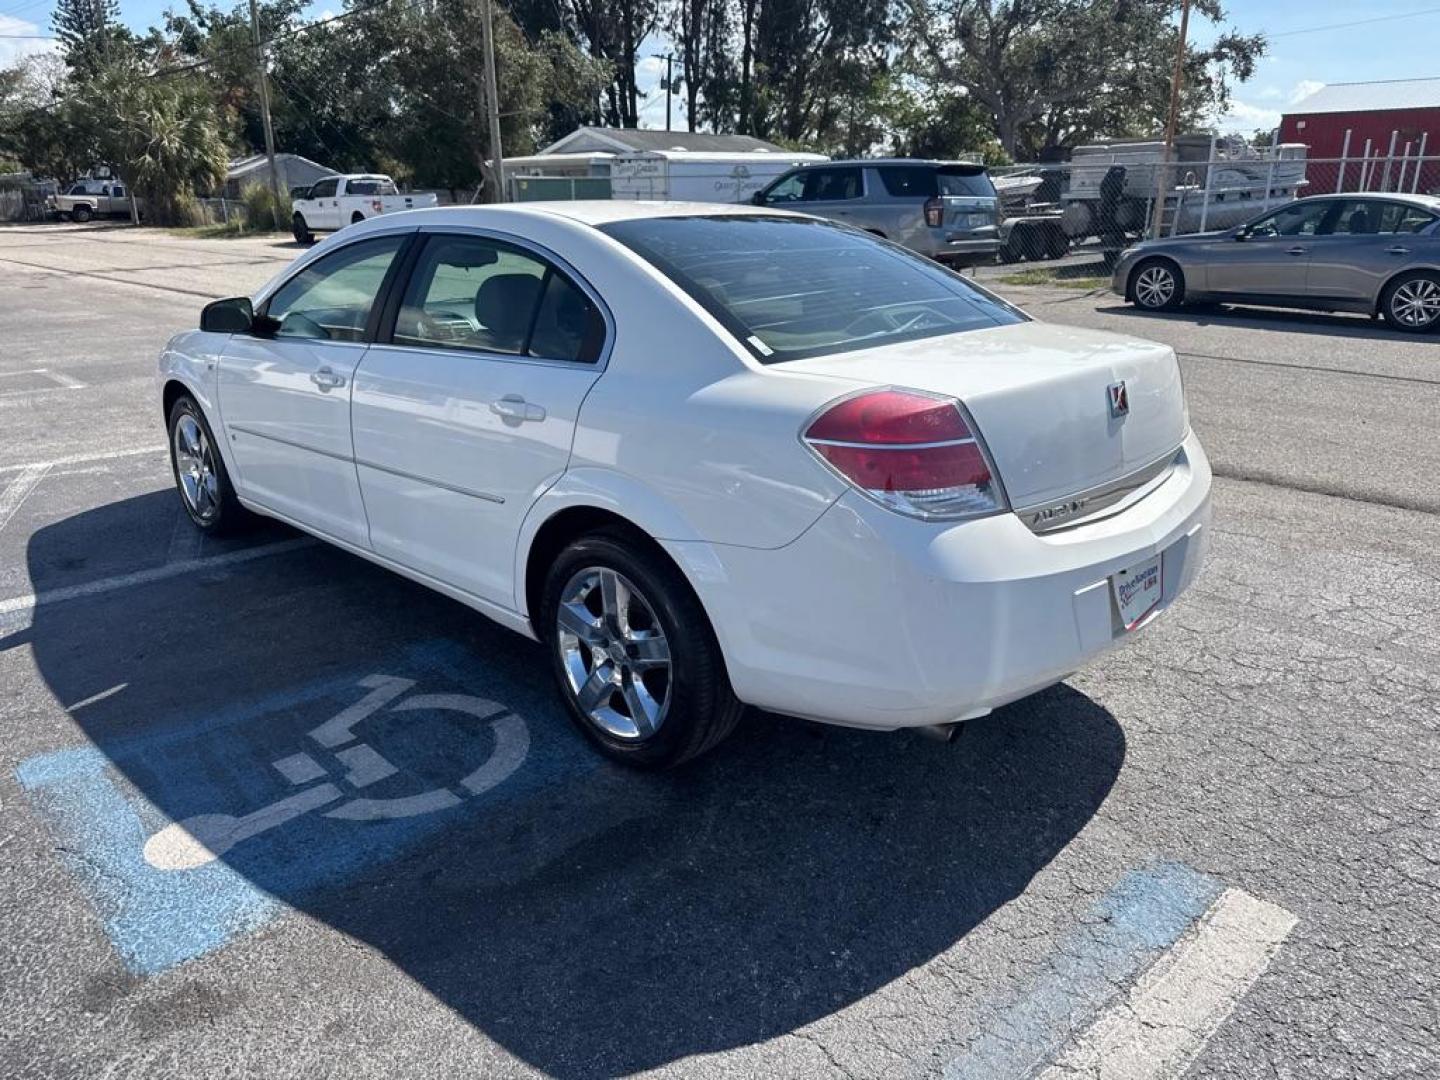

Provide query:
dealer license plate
left=1112, top=554, right=1163, bottom=631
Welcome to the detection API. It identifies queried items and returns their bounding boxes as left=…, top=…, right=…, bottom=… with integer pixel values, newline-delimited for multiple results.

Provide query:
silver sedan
left=1112, top=193, right=1440, bottom=333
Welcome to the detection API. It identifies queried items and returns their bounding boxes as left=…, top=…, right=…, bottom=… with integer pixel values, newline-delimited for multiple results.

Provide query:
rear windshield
left=937, top=167, right=996, bottom=198
left=876, top=166, right=996, bottom=199
left=599, top=215, right=1024, bottom=362
left=348, top=178, right=398, bottom=196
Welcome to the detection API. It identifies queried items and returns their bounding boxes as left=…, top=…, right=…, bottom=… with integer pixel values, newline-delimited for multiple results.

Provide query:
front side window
left=762, top=172, right=806, bottom=203
left=601, top=215, right=1024, bottom=363
left=1247, top=201, right=1333, bottom=238
left=264, top=235, right=405, bottom=341
left=310, top=178, right=338, bottom=198
left=394, top=234, right=604, bottom=362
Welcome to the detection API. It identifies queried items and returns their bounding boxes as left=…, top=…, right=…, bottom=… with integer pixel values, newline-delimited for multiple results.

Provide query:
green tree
left=52, top=0, right=136, bottom=78
left=80, top=65, right=229, bottom=224
left=904, top=0, right=1265, bottom=158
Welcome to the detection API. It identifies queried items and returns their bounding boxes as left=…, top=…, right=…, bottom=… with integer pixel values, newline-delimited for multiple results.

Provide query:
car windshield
left=599, top=216, right=1023, bottom=363
left=348, top=178, right=398, bottom=196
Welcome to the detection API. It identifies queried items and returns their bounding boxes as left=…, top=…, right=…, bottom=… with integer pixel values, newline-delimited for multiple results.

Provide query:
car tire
left=350, top=211, right=365, bottom=225
left=541, top=526, right=743, bottom=769
left=1129, top=257, right=1185, bottom=311
left=71, top=204, right=93, bottom=223
left=168, top=395, right=248, bottom=534
left=291, top=213, right=313, bottom=244
left=1379, top=271, right=1440, bottom=333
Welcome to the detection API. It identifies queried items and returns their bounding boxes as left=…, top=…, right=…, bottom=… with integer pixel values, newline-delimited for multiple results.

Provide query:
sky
left=3, top=0, right=1438, bottom=137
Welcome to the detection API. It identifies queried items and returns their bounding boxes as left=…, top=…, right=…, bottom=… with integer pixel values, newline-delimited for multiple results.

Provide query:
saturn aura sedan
left=160, top=202, right=1211, bottom=768
left=1114, top=193, right=1440, bottom=332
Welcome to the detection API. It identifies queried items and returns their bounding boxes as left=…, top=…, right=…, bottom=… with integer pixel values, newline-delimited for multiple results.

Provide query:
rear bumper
left=666, top=431, right=1212, bottom=730
left=933, top=234, right=1002, bottom=265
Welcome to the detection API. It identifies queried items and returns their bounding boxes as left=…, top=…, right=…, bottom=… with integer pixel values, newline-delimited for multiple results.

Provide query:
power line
left=1268, top=5, right=1440, bottom=38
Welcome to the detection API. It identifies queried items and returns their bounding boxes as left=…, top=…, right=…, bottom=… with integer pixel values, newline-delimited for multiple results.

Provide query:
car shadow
left=11, top=493, right=1126, bottom=1076
left=1097, top=300, right=1437, bottom=343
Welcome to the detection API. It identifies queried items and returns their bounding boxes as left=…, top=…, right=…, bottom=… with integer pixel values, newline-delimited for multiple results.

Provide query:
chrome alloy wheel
left=555, top=566, right=672, bottom=740
left=173, top=413, right=219, bottom=522
left=1390, top=277, right=1440, bottom=328
left=1134, top=264, right=1176, bottom=308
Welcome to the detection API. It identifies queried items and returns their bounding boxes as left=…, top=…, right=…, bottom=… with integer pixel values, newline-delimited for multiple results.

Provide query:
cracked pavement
left=0, top=226, right=1437, bottom=1078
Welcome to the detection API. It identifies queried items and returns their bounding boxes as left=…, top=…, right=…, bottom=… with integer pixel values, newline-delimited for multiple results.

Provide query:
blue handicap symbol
left=16, top=639, right=597, bottom=975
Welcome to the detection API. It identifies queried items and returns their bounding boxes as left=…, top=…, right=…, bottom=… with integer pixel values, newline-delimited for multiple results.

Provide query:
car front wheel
left=71, top=204, right=93, bottom=223
left=1130, top=258, right=1185, bottom=311
left=291, top=213, right=313, bottom=244
left=168, top=395, right=247, bottom=534
left=541, top=527, right=743, bottom=769
left=1380, top=271, right=1440, bottom=333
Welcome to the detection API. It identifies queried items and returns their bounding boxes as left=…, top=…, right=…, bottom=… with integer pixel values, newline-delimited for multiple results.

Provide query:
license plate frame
left=1111, top=553, right=1163, bottom=632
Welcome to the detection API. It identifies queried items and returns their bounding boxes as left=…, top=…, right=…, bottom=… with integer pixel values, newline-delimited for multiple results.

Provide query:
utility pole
left=652, top=53, right=680, bottom=132
left=1149, top=0, right=1191, bottom=240
left=480, top=0, right=506, bottom=202
left=247, top=0, right=284, bottom=230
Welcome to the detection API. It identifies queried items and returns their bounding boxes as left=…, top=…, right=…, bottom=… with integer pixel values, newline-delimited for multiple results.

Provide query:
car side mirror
left=1234, top=226, right=1251, bottom=241
left=200, top=296, right=256, bottom=334
left=750, top=191, right=766, bottom=206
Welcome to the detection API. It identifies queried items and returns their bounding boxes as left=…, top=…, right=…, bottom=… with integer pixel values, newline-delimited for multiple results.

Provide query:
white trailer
left=609, top=149, right=828, bottom=204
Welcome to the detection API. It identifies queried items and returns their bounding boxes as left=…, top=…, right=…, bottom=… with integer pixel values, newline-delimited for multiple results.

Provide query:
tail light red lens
left=923, top=197, right=944, bottom=228
left=803, top=389, right=1006, bottom=520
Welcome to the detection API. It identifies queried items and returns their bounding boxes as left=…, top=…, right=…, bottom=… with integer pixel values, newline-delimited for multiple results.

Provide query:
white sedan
left=159, top=202, right=1211, bottom=768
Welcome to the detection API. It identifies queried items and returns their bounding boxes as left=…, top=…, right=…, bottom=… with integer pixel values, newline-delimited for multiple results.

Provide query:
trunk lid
left=779, top=321, right=1188, bottom=509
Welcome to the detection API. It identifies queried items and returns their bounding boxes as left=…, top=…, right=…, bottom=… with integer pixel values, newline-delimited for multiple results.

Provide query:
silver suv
left=753, top=159, right=1001, bottom=267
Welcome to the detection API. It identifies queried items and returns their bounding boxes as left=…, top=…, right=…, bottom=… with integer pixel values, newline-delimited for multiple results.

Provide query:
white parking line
left=43, top=369, right=87, bottom=390
left=1038, top=888, right=1298, bottom=1080
left=0, top=538, right=315, bottom=631
left=0, top=445, right=165, bottom=476
left=0, top=463, right=53, bottom=534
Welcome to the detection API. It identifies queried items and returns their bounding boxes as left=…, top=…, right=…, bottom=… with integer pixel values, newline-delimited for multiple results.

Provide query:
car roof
left=1299, top=192, right=1440, bottom=211
left=784, top=158, right=986, bottom=170
left=390, top=201, right=804, bottom=229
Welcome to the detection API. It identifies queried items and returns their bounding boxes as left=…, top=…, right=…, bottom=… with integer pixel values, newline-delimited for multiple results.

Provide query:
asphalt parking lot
left=1, top=222, right=1438, bottom=1079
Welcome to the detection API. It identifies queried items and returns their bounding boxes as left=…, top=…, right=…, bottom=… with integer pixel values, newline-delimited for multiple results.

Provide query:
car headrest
left=1347, top=211, right=1374, bottom=234
left=475, top=274, right=544, bottom=348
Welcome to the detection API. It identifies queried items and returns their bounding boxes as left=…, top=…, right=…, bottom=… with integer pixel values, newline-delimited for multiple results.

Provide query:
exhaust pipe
left=917, top=721, right=965, bottom=744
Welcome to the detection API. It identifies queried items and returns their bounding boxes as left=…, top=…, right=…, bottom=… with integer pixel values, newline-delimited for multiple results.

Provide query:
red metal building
left=1279, top=77, right=1440, bottom=195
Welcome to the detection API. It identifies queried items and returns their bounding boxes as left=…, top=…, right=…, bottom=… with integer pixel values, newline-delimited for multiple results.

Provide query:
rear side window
left=393, top=234, right=603, bottom=362
left=877, top=167, right=938, bottom=198
left=1377, top=202, right=1438, bottom=234
left=348, top=178, right=399, bottom=196
left=937, top=167, right=996, bottom=198
left=601, top=215, right=1023, bottom=363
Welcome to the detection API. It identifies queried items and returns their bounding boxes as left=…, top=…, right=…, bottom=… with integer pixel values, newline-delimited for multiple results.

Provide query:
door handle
left=1286, top=246, right=1307, bottom=256
left=310, top=366, right=346, bottom=391
left=491, top=395, right=546, bottom=422
left=1386, top=245, right=1411, bottom=255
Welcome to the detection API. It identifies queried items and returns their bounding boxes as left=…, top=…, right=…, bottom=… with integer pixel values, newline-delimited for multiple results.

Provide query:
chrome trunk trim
left=1016, top=447, right=1183, bottom=534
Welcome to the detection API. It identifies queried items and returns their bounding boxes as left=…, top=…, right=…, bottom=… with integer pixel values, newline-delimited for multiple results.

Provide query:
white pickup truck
left=290, top=174, right=438, bottom=242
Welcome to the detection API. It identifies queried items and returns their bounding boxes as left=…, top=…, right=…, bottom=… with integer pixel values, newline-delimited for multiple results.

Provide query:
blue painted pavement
left=943, top=860, right=1224, bottom=1079
left=16, top=638, right=599, bottom=976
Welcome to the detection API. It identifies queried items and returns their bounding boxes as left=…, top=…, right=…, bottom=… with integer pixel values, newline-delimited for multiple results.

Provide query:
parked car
left=290, top=174, right=439, bottom=243
left=160, top=203, right=1210, bottom=768
left=1113, top=193, right=1440, bottom=333
left=47, top=180, right=138, bottom=222
left=752, top=159, right=1002, bottom=267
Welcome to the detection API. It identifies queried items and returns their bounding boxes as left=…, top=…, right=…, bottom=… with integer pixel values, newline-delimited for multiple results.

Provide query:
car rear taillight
left=923, top=197, right=944, bottom=228
left=803, top=389, right=1006, bottom=520
left=372, top=198, right=383, bottom=213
